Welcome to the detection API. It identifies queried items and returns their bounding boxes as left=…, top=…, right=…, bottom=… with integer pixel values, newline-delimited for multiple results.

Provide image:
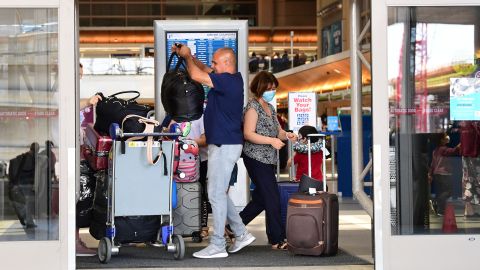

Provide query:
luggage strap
left=121, top=114, right=159, bottom=141
left=121, top=115, right=167, bottom=172
left=289, top=198, right=323, bottom=204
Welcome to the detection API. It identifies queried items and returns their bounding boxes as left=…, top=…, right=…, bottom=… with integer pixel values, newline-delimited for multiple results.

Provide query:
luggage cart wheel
left=172, top=235, right=185, bottom=260
left=191, top=231, right=202, bottom=243
left=98, top=237, right=112, bottom=264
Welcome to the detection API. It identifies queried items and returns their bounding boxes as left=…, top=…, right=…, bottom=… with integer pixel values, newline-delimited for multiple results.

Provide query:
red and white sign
left=288, top=92, right=317, bottom=133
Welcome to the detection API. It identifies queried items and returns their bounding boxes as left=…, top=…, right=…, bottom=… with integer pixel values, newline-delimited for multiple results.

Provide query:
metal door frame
left=0, top=0, right=77, bottom=269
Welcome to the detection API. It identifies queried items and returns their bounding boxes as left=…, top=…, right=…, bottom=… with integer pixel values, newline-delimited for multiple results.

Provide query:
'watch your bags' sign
left=288, top=92, right=317, bottom=133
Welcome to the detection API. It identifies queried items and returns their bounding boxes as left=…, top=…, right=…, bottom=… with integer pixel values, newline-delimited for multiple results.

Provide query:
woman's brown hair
left=249, top=71, right=279, bottom=98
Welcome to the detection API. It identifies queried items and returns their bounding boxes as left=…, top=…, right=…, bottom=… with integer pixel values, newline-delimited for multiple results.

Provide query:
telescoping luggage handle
left=306, top=134, right=327, bottom=192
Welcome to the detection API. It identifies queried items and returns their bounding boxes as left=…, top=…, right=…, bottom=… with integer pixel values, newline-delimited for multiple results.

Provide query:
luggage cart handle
left=306, top=134, right=326, bottom=138
left=118, top=132, right=182, bottom=139
left=110, top=122, right=183, bottom=139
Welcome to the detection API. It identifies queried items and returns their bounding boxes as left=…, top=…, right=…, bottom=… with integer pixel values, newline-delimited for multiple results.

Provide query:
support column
left=350, top=0, right=373, bottom=217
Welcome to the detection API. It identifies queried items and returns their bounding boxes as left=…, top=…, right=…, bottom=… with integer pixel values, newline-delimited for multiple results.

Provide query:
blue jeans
left=207, top=144, right=246, bottom=248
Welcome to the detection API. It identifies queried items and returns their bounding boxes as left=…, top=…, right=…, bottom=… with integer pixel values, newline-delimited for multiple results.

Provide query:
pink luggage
left=173, top=139, right=200, bottom=183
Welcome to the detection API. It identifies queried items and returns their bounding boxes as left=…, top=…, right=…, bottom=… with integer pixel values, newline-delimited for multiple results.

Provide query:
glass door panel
left=388, top=6, right=480, bottom=235
left=0, top=8, right=59, bottom=241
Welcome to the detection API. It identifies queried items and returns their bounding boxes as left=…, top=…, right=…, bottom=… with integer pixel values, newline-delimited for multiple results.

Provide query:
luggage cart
left=97, top=123, right=184, bottom=263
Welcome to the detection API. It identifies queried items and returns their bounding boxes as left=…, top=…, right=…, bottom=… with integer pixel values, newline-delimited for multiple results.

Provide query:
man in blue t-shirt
left=173, top=44, right=255, bottom=259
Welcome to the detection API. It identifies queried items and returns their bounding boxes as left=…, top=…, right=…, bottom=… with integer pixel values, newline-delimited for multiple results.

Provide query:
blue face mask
left=262, top=90, right=276, bottom=103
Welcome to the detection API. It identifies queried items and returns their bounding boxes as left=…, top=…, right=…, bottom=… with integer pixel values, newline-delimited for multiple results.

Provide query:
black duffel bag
left=161, top=53, right=204, bottom=122
left=89, top=171, right=161, bottom=243
left=94, top=91, right=153, bottom=135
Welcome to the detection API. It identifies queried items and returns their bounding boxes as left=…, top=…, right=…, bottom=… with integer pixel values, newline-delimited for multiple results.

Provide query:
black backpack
left=94, top=91, right=153, bottom=135
left=161, top=53, right=204, bottom=122
left=8, top=154, right=25, bottom=186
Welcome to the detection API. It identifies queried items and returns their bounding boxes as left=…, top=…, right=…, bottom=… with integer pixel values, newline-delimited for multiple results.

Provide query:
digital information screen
left=166, top=32, right=237, bottom=69
left=450, top=78, right=480, bottom=120
left=327, top=116, right=340, bottom=131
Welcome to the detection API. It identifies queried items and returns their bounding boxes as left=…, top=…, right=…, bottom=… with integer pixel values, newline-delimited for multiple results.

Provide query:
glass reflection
left=388, top=6, right=480, bottom=235
left=0, top=8, right=59, bottom=241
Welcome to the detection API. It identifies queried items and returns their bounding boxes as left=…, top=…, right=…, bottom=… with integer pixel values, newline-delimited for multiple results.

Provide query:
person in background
left=79, top=63, right=102, bottom=111
left=320, top=113, right=328, bottom=132
left=293, top=53, right=300, bottom=67
left=8, top=142, right=40, bottom=229
left=163, top=114, right=210, bottom=239
left=289, top=125, right=324, bottom=183
left=248, top=52, right=259, bottom=73
left=239, top=71, right=297, bottom=250
left=77, top=63, right=102, bottom=256
left=173, top=43, right=255, bottom=259
left=427, top=133, right=460, bottom=216
left=187, top=116, right=210, bottom=239
left=459, top=121, right=480, bottom=218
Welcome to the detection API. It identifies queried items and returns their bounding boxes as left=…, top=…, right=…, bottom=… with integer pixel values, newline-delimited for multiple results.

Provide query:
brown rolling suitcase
left=286, top=133, right=338, bottom=256
left=286, top=192, right=339, bottom=256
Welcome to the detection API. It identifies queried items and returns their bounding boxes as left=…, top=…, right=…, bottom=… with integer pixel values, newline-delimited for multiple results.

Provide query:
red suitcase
left=286, top=192, right=339, bottom=256
left=81, top=123, right=112, bottom=171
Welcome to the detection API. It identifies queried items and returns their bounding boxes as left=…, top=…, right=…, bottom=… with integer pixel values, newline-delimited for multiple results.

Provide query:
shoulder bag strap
left=109, top=91, right=140, bottom=102
left=121, top=114, right=159, bottom=141
left=166, top=52, right=176, bottom=70
left=121, top=115, right=163, bottom=166
left=167, top=52, right=187, bottom=72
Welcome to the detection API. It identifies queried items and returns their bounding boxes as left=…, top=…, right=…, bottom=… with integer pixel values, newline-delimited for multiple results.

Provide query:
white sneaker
left=193, top=244, right=228, bottom=259
left=228, top=232, right=256, bottom=253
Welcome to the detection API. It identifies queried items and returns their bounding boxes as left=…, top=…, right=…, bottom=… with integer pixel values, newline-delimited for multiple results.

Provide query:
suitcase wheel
left=98, top=237, right=112, bottom=264
left=172, top=235, right=185, bottom=260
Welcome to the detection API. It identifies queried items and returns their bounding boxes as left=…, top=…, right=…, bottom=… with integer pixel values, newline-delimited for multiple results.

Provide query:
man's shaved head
left=216, top=48, right=236, bottom=66
left=212, top=47, right=236, bottom=74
